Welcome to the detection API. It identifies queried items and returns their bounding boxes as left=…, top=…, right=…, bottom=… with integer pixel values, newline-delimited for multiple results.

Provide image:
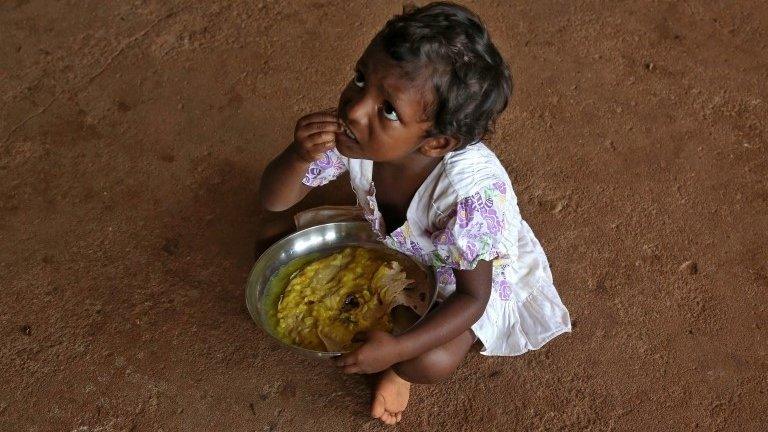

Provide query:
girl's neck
left=373, top=153, right=443, bottom=235
left=376, top=151, right=442, bottom=178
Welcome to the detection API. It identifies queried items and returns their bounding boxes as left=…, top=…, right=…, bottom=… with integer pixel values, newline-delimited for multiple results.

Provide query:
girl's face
left=335, top=42, right=435, bottom=162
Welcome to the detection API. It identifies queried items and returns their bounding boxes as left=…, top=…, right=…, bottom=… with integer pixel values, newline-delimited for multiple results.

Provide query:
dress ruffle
left=472, top=279, right=571, bottom=356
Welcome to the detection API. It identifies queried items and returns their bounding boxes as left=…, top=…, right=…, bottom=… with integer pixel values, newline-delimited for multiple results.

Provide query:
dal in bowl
left=246, top=222, right=437, bottom=358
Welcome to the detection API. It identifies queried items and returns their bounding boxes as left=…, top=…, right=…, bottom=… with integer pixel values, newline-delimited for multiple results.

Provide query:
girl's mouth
left=340, top=121, right=358, bottom=143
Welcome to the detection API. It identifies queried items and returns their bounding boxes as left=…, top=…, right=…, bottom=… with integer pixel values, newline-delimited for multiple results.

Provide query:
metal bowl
left=245, top=221, right=437, bottom=358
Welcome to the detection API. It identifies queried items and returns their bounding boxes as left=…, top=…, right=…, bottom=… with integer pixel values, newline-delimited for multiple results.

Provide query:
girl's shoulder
left=440, top=142, right=513, bottom=198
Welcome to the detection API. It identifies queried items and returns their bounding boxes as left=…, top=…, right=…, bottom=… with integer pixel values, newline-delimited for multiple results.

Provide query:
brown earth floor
left=2, top=1, right=767, bottom=431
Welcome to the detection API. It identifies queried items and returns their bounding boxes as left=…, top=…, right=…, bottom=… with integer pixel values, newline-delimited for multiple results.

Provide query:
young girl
left=259, top=2, right=571, bottom=425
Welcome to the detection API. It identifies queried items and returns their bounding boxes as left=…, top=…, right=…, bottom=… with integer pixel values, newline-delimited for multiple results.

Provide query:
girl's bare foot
left=372, top=368, right=411, bottom=425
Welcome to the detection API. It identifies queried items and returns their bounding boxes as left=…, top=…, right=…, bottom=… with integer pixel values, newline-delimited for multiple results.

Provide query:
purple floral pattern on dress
left=434, top=265, right=517, bottom=301
left=387, top=226, right=427, bottom=260
left=497, top=279, right=512, bottom=301
left=493, top=180, right=507, bottom=195
left=389, top=228, right=407, bottom=247
left=302, top=149, right=348, bottom=187
left=430, top=184, right=508, bottom=269
left=432, top=228, right=456, bottom=247
left=436, top=266, right=456, bottom=287
left=362, top=183, right=386, bottom=239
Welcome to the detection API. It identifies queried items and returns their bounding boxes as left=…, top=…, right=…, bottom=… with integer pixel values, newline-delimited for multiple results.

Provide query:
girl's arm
left=395, top=260, right=492, bottom=358
left=259, top=111, right=342, bottom=211
left=335, top=260, right=492, bottom=373
left=259, top=146, right=314, bottom=211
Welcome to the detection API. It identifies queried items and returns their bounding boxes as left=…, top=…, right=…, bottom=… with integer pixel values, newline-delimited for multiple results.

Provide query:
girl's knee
left=394, top=330, right=475, bottom=384
left=393, top=350, right=460, bottom=384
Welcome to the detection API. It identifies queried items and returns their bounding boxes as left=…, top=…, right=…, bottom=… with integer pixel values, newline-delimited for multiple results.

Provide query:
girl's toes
left=378, top=411, right=392, bottom=424
left=372, top=368, right=410, bottom=424
left=383, top=412, right=398, bottom=425
left=371, top=394, right=386, bottom=418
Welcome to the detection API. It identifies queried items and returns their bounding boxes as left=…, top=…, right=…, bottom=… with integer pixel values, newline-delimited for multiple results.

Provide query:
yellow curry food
left=274, top=247, right=412, bottom=352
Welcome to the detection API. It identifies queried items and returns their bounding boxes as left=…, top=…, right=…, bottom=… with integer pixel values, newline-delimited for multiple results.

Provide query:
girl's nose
left=345, top=91, right=374, bottom=129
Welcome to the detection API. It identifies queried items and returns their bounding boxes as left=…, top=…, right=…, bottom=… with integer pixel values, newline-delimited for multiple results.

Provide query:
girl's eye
left=382, top=102, right=399, bottom=121
left=353, top=71, right=365, bottom=88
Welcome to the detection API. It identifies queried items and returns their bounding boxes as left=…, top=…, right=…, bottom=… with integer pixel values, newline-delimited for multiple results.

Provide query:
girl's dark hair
left=377, top=2, right=512, bottom=147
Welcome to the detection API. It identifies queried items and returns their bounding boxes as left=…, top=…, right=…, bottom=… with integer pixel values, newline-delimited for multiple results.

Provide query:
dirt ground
left=1, top=0, right=767, bottom=430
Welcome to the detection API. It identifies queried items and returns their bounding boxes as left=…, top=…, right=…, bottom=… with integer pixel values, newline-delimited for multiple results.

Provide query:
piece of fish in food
left=372, top=261, right=430, bottom=316
left=372, top=262, right=413, bottom=307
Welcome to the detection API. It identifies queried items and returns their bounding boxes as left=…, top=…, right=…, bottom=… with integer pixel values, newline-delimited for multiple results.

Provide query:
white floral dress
left=302, top=143, right=571, bottom=356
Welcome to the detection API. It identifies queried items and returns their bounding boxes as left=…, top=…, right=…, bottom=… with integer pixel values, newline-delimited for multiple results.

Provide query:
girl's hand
left=289, top=110, right=343, bottom=164
left=333, top=330, right=403, bottom=374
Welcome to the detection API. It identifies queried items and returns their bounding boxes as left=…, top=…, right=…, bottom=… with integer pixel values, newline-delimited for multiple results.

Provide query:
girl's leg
left=372, top=329, right=476, bottom=425
left=393, top=329, right=476, bottom=384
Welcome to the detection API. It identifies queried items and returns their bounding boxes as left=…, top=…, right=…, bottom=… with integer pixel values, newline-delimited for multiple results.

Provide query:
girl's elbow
left=468, top=295, right=491, bottom=321
left=259, top=195, right=289, bottom=212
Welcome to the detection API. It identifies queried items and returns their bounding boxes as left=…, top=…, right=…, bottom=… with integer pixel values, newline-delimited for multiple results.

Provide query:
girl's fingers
left=342, top=364, right=362, bottom=374
left=333, top=353, right=355, bottom=366
left=297, top=121, right=342, bottom=138
left=310, top=149, right=330, bottom=161
left=304, top=131, right=338, bottom=146
left=297, top=112, right=342, bottom=128
left=311, top=141, right=336, bottom=155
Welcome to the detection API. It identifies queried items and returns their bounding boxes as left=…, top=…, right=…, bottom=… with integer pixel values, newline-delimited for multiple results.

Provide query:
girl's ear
left=419, top=135, right=460, bottom=157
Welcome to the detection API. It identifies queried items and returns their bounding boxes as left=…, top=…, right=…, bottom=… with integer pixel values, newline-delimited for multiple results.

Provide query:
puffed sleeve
left=430, top=181, right=518, bottom=270
left=301, top=148, right=348, bottom=187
